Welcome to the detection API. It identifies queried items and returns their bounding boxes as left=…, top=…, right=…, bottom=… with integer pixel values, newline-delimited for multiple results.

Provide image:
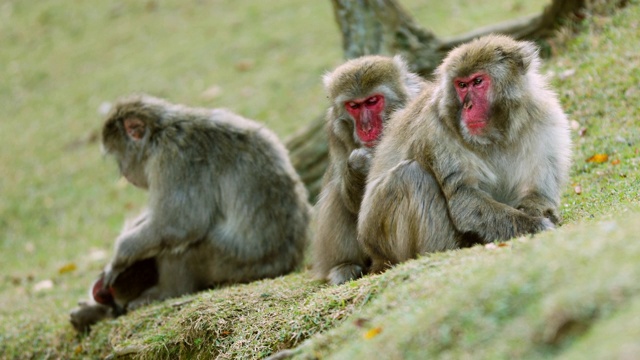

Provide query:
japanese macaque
left=358, top=35, right=572, bottom=272
left=70, top=95, right=310, bottom=331
left=312, top=55, right=426, bottom=285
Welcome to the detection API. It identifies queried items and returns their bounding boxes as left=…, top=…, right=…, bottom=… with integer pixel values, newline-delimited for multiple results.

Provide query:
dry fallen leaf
left=586, top=153, right=608, bottom=163
left=33, top=280, right=54, bottom=292
left=574, top=185, right=582, bottom=195
left=354, top=318, right=370, bottom=328
left=97, top=101, right=112, bottom=116
left=558, top=68, right=576, bottom=80
left=58, top=263, right=77, bottom=274
left=570, top=120, right=580, bottom=130
left=363, top=327, right=383, bottom=339
left=611, top=159, right=621, bottom=165
left=201, top=85, right=223, bottom=100
left=235, top=60, right=254, bottom=72
left=485, top=242, right=509, bottom=249
left=88, top=249, right=108, bottom=262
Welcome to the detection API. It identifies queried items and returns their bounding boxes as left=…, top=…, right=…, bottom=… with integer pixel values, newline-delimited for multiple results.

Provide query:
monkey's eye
left=458, top=82, right=467, bottom=89
left=346, top=102, right=360, bottom=110
left=473, top=77, right=483, bottom=85
left=365, top=96, right=379, bottom=106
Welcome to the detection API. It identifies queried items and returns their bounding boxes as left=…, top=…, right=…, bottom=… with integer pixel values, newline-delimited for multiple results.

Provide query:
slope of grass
left=3, top=0, right=640, bottom=359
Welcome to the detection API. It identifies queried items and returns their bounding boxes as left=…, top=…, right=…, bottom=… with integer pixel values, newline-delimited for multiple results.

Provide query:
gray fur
left=358, top=35, right=572, bottom=273
left=70, top=94, right=310, bottom=331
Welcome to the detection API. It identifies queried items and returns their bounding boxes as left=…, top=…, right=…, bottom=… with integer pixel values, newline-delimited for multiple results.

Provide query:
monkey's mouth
left=464, top=120, right=488, bottom=136
left=462, top=100, right=489, bottom=134
left=465, top=119, right=487, bottom=129
left=356, top=117, right=383, bottom=147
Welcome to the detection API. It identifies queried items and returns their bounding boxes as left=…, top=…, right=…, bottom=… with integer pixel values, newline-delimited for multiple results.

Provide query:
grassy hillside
left=2, top=0, right=639, bottom=359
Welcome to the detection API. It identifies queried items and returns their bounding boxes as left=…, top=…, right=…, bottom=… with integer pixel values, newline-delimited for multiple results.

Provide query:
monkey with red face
left=312, top=55, right=427, bottom=285
left=358, top=35, right=572, bottom=272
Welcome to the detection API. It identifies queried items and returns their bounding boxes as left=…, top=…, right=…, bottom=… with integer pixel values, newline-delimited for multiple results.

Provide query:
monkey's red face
left=345, top=94, right=385, bottom=147
left=453, top=72, right=491, bottom=136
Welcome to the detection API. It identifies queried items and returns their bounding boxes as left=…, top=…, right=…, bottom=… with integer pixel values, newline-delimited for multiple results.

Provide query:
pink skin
left=124, top=118, right=145, bottom=141
left=453, top=72, right=491, bottom=136
left=345, top=94, right=385, bottom=147
left=92, top=277, right=115, bottom=306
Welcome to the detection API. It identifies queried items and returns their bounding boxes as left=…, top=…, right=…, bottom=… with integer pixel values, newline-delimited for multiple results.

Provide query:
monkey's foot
left=540, top=217, right=555, bottom=231
left=69, top=302, right=113, bottom=333
left=328, top=264, right=364, bottom=285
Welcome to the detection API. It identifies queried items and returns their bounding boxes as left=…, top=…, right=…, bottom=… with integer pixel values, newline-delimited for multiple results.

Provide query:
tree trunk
left=286, top=0, right=587, bottom=201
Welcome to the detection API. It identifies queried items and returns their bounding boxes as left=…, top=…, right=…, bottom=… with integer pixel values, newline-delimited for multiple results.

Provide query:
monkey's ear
left=495, top=41, right=538, bottom=74
left=505, top=41, right=538, bottom=74
left=392, top=55, right=410, bottom=72
left=322, top=71, right=334, bottom=91
left=124, top=118, right=146, bottom=141
left=516, top=41, right=538, bottom=73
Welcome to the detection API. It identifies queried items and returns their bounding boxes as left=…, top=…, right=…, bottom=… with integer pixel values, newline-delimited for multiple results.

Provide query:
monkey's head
left=436, top=35, right=540, bottom=146
left=101, top=95, right=169, bottom=189
left=324, top=55, right=423, bottom=148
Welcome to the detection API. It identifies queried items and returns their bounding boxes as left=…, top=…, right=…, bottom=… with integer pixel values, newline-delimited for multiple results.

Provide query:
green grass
left=3, top=0, right=640, bottom=359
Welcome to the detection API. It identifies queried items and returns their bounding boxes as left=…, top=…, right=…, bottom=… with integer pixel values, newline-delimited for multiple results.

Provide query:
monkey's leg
left=126, top=253, right=199, bottom=310
left=359, top=160, right=459, bottom=273
left=313, top=189, right=369, bottom=285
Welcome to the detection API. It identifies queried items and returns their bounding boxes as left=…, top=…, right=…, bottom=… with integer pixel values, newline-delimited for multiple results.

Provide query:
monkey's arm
left=340, top=148, right=371, bottom=214
left=440, top=170, right=554, bottom=242
left=517, top=151, right=565, bottom=225
left=122, top=209, right=150, bottom=231
left=105, top=171, right=212, bottom=286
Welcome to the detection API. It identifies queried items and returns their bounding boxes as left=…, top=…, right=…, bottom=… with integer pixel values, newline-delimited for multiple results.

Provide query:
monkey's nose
left=463, top=101, right=473, bottom=110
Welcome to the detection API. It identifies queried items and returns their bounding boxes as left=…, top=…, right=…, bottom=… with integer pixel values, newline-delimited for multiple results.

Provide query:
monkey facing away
left=358, top=35, right=572, bottom=272
left=312, top=55, right=426, bottom=285
left=70, top=95, right=310, bottom=331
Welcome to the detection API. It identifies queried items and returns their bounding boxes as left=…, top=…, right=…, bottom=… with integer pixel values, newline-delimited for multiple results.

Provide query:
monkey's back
left=156, top=108, right=310, bottom=278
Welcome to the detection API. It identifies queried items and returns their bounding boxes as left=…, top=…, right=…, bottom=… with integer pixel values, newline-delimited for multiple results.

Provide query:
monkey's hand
left=517, top=203, right=561, bottom=226
left=348, top=148, right=372, bottom=175
left=340, top=148, right=372, bottom=214
left=517, top=193, right=560, bottom=225
left=544, top=209, right=561, bottom=226
left=104, top=231, right=151, bottom=287
left=539, top=217, right=555, bottom=231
